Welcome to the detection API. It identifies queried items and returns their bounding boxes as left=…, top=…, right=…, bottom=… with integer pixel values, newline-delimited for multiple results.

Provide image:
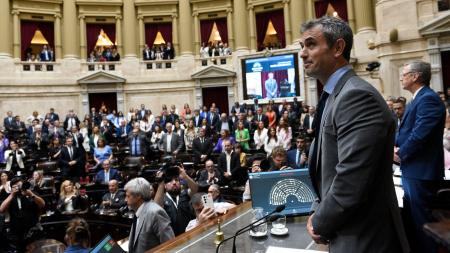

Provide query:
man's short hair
left=124, top=177, right=152, bottom=201
left=406, top=61, right=432, bottom=86
left=301, top=16, right=353, bottom=61
left=190, top=192, right=204, bottom=206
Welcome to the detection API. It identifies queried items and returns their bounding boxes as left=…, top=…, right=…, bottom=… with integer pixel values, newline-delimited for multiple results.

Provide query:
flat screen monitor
left=249, top=169, right=315, bottom=216
left=90, top=235, right=125, bottom=253
left=241, top=53, right=300, bottom=100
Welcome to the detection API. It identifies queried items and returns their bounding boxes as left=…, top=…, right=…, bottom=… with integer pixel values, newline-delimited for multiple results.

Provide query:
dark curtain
left=314, top=0, right=348, bottom=21
left=260, top=70, right=288, bottom=98
left=20, top=21, right=54, bottom=60
left=255, top=9, right=285, bottom=51
left=202, top=87, right=229, bottom=115
left=145, top=23, right=172, bottom=48
left=442, top=51, right=450, bottom=93
left=200, top=18, right=228, bottom=44
left=86, top=23, right=116, bottom=55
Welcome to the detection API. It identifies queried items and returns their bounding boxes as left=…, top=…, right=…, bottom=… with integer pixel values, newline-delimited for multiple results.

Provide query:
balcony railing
left=83, top=61, right=121, bottom=72
left=18, top=61, right=57, bottom=72
left=141, top=59, right=176, bottom=70
left=196, top=55, right=232, bottom=67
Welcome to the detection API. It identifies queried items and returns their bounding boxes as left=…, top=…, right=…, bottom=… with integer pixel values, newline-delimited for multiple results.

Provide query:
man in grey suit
left=159, top=122, right=183, bottom=155
left=264, top=72, right=278, bottom=99
left=125, top=177, right=174, bottom=253
left=301, top=17, right=409, bottom=252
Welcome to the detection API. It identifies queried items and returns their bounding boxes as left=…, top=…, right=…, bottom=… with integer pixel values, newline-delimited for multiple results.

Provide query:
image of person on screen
left=264, top=72, right=278, bottom=99
left=279, top=78, right=291, bottom=97
left=301, top=17, right=409, bottom=252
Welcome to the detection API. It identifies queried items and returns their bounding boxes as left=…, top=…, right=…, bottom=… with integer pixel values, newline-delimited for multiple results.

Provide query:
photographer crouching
left=154, top=156, right=198, bottom=236
left=0, top=177, right=45, bottom=252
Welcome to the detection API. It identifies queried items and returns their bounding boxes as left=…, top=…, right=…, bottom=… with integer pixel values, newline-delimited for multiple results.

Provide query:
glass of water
left=250, top=207, right=268, bottom=236
left=272, top=215, right=286, bottom=232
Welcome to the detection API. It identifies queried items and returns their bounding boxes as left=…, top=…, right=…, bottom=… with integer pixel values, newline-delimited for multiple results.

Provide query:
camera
left=156, top=156, right=181, bottom=183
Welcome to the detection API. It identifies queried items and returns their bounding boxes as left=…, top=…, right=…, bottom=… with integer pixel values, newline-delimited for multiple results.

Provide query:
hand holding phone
left=201, top=194, right=214, bottom=210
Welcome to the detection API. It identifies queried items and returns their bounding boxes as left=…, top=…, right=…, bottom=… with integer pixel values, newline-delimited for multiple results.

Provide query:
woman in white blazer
left=4, top=141, right=26, bottom=174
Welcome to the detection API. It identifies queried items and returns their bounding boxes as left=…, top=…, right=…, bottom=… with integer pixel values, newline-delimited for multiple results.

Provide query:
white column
left=115, top=15, right=122, bottom=57
left=193, top=12, right=200, bottom=56
left=282, top=0, right=292, bottom=46
left=226, top=8, right=234, bottom=50
left=54, top=14, right=62, bottom=60
left=248, top=5, right=256, bottom=51
left=79, top=15, right=86, bottom=60
left=172, top=14, right=179, bottom=57
left=138, top=16, right=144, bottom=56
left=12, top=10, right=20, bottom=60
left=428, top=37, right=444, bottom=92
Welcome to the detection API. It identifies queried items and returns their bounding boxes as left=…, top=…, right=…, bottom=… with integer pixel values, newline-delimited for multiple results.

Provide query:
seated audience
left=57, top=180, right=84, bottom=213
left=197, top=160, right=222, bottom=188
left=64, top=218, right=91, bottom=253
left=185, top=193, right=216, bottom=232
left=95, top=159, right=121, bottom=184
left=100, top=179, right=126, bottom=210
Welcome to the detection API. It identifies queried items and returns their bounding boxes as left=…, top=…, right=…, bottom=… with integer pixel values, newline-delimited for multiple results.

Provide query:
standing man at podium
left=300, top=17, right=409, bottom=252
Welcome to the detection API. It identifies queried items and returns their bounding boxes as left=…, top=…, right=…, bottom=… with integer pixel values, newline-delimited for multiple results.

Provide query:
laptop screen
left=249, top=169, right=316, bottom=216
left=90, top=235, right=126, bottom=253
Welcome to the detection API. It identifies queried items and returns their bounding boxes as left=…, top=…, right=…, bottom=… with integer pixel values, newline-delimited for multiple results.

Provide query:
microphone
left=215, top=214, right=281, bottom=253
left=215, top=205, right=285, bottom=253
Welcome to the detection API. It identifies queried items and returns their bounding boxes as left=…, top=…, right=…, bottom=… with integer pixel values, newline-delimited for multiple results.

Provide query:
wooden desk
left=424, top=221, right=450, bottom=251
left=149, top=202, right=327, bottom=252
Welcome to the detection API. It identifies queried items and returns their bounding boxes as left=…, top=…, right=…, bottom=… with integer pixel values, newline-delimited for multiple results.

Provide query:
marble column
left=282, top=0, right=292, bottom=45
left=79, top=15, right=86, bottom=60
left=138, top=16, right=145, bottom=55
left=0, top=0, right=12, bottom=58
left=247, top=5, right=256, bottom=51
left=226, top=8, right=234, bottom=50
left=179, top=0, right=193, bottom=55
left=233, top=0, right=249, bottom=51
left=115, top=15, right=123, bottom=57
left=346, top=0, right=356, bottom=33
left=62, top=0, right=78, bottom=58
left=123, top=0, right=137, bottom=57
left=354, top=0, right=375, bottom=32
left=193, top=11, right=200, bottom=56
left=12, top=10, right=20, bottom=60
left=171, top=14, right=179, bottom=57
left=290, top=0, right=306, bottom=42
left=306, top=0, right=314, bottom=21
left=54, top=14, right=62, bottom=60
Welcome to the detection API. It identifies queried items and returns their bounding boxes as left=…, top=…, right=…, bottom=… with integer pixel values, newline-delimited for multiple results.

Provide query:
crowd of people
left=24, top=45, right=55, bottom=62
left=199, top=41, right=232, bottom=58
left=87, top=46, right=121, bottom=63
left=142, top=42, right=175, bottom=61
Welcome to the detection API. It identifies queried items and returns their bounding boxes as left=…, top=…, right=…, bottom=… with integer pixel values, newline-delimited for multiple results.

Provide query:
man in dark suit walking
left=395, top=61, right=446, bottom=253
left=301, top=17, right=409, bottom=252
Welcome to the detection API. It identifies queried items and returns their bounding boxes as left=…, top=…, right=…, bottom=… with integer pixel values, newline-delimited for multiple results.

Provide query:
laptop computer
left=249, top=169, right=316, bottom=216
left=90, top=235, right=126, bottom=253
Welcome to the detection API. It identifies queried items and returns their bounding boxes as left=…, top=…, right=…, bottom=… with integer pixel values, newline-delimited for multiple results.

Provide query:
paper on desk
left=266, top=246, right=327, bottom=253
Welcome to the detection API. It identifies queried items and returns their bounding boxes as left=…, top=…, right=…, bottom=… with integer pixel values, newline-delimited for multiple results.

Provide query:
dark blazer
left=395, top=86, right=446, bottom=180
left=197, top=168, right=222, bottom=187
left=137, top=109, right=149, bottom=120
left=308, top=69, right=409, bottom=252
left=46, top=113, right=59, bottom=122
left=159, top=132, right=183, bottom=154
left=59, top=145, right=84, bottom=179
left=3, top=117, right=14, bottom=133
left=206, top=113, right=220, bottom=130
left=216, top=120, right=233, bottom=133
left=166, top=113, right=179, bottom=124
left=287, top=149, right=308, bottom=169
left=101, top=190, right=126, bottom=209
left=192, top=137, right=213, bottom=163
left=128, top=133, right=147, bottom=156
left=217, top=151, right=240, bottom=176
left=95, top=168, right=121, bottom=184
left=63, top=116, right=80, bottom=131
left=303, top=114, right=315, bottom=130
left=254, top=113, right=269, bottom=128
left=192, top=115, right=204, bottom=128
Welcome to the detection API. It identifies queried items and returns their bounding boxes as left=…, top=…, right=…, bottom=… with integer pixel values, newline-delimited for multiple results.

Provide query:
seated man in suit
left=217, top=139, right=247, bottom=186
left=159, top=123, right=183, bottom=156
left=197, top=160, right=222, bottom=188
left=192, top=128, right=213, bottom=164
left=95, top=159, right=121, bottom=185
left=125, top=177, right=174, bottom=252
left=100, top=179, right=126, bottom=209
left=287, top=135, right=309, bottom=169
left=59, top=137, right=85, bottom=182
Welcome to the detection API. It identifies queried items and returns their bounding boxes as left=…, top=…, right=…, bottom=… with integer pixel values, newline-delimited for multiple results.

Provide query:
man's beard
left=168, top=187, right=181, bottom=196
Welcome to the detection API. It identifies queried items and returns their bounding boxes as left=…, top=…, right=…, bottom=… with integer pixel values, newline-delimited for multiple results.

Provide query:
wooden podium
left=148, top=202, right=327, bottom=252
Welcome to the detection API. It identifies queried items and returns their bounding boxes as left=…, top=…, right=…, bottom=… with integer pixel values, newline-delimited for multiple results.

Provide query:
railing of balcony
left=83, top=61, right=121, bottom=72
left=141, top=59, right=176, bottom=70
left=18, top=61, right=58, bottom=72
left=196, top=55, right=232, bottom=67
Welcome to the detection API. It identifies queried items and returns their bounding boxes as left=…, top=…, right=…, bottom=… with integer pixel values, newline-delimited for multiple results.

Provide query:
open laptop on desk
left=90, top=235, right=126, bottom=253
left=249, top=169, right=316, bottom=216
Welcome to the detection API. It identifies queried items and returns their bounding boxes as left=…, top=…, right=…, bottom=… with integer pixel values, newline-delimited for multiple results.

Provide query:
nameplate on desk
left=266, top=246, right=327, bottom=253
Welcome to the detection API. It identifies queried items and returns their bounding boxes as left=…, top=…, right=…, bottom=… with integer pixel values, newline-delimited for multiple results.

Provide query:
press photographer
left=0, top=177, right=45, bottom=252
left=154, top=157, right=198, bottom=236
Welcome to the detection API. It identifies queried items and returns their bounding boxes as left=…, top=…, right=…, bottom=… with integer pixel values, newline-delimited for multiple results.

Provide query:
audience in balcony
left=200, top=41, right=232, bottom=58
left=87, top=46, right=120, bottom=62
left=142, top=42, right=176, bottom=61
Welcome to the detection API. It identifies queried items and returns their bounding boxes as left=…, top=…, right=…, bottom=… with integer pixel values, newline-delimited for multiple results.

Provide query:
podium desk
left=149, top=202, right=327, bottom=252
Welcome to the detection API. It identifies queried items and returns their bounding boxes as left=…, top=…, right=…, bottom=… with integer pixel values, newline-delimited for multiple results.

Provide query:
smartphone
left=201, top=194, right=214, bottom=209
